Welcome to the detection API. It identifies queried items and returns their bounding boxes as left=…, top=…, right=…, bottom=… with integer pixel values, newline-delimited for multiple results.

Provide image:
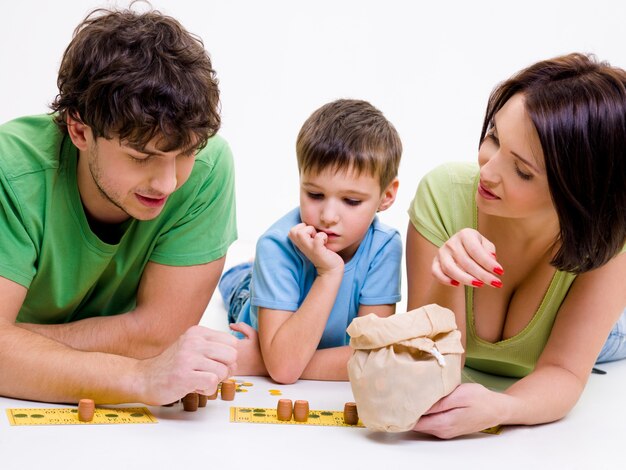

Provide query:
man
left=0, top=6, right=259, bottom=405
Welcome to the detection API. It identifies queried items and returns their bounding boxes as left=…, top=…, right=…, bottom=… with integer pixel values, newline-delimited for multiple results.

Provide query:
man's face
left=76, top=129, right=197, bottom=223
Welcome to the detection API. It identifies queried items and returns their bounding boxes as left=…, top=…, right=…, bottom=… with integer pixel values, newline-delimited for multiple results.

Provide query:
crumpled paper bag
left=347, top=304, right=464, bottom=432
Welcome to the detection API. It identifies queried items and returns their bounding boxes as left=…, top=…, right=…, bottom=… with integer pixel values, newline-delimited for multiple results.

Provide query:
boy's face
left=299, top=167, right=398, bottom=262
left=73, top=122, right=197, bottom=223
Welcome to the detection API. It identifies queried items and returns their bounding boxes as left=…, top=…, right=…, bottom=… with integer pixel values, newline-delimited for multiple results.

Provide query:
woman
left=406, top=53, right=626, bottom=438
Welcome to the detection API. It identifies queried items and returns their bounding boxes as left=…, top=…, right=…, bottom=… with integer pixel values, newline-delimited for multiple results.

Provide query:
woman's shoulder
left=422, top=162, right=478, bottom=187
left=408, top=162, right=478, bottom=243
left=413, top=161, right=478, bottom=210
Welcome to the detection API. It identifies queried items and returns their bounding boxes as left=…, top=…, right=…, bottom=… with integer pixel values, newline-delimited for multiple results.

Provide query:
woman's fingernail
left=493, top=266, right=504, bottom=275
left=490, top=252, right=497, bottom=259
left=471, top=280, right=484, bottom=287
left=450, top=279, right=460, bottom=287
left=491, top=280, right=503, bottom=288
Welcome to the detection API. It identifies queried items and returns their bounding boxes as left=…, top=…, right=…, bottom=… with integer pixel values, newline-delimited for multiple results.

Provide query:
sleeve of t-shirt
left=0, top=171, right=37, bottom=288
left=150, top=137, right=237, bottom=266
left=407, top=165, right=453, bottom=248
left=359, top=229, right=402, bottom=306
left=250, top=231, right=303, bottom=312
left=407, top=163, right=476, bottom=249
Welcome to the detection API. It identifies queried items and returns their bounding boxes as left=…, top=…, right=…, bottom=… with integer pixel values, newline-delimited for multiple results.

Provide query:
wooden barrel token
left=293, top=400, right=309, bottom=422
left=182, top=393, right=199, bottom=412
left=220, top=381, right=236, bottom=401
left=198, top=394, right=208, bottom=408
left=78, top=398, right=95, bottom=422
left=276, top=399, right=293, bottom=421
left=343, top=402, right=359, bottom=425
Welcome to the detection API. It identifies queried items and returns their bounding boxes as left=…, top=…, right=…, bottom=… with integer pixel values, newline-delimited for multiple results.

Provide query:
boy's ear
left=66, top=115, right=91, bottom=151
left=377, top=177, right=399, bottom=212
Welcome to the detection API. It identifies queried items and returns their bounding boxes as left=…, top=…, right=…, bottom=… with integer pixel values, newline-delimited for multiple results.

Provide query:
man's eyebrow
left=125, top=144, right=197, bottom=157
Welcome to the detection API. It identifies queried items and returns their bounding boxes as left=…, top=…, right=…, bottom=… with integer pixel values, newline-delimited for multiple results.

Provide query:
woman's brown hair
left=481, top=53, right=626, bottom=274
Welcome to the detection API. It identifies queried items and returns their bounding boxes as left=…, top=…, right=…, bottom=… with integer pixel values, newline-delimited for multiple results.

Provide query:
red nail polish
left=493, top=266, right=504, bottom=275
left=450, top=279, right=460, bottom=287
left=471, top=280, right=484, bottom=287
left=491, top=280, right=503, bottom=288
left=490, top=252, right=497, bottom=259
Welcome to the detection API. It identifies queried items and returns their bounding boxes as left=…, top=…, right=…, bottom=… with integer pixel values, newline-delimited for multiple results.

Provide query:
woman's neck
left=479, top=209, right=560, bottom=257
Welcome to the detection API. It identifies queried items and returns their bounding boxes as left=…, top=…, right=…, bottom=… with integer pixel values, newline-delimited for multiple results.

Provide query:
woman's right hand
left=433, top=228, right=504, bottom=288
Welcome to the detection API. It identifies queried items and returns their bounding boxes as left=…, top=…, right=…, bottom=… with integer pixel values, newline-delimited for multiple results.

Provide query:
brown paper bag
left=347, top=304, right=464, bottom=432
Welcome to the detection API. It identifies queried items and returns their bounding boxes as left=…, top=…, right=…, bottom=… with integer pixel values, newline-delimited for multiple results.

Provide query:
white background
left=2, top=0, right=626, bottom=306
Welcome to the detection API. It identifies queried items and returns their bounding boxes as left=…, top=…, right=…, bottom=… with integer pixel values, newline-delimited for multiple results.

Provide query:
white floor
left=2, top=361, right=624, bottom=470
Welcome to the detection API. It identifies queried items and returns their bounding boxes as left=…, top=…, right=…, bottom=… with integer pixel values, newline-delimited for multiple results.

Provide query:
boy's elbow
left=267, top=363, right=301, bottom=385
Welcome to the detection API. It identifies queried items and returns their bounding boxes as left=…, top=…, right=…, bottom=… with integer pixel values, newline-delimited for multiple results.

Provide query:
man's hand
left=136, top=325, right=237, bottom=405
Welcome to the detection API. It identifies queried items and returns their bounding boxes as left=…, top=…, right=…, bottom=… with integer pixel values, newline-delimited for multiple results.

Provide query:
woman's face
left=476, top=93, right=556, bottom=222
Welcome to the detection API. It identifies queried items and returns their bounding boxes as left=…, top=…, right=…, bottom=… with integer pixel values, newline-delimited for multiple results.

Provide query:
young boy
left=222, top=99, right=402, bottom=383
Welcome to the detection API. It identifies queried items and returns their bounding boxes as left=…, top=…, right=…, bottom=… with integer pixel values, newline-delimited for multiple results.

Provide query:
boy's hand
left=136, top=325, right=237, bottom=405
left=230, top=322, right=268, bottom=376
left=288, top=223, right=344, bottom=276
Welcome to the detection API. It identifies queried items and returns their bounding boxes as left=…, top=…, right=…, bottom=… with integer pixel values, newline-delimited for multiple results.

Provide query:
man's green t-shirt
left=0, top=115, right=237, bottom=324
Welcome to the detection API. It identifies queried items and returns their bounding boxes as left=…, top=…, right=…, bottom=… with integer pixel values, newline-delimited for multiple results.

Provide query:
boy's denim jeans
left=218, top=261, right=253, bottom=324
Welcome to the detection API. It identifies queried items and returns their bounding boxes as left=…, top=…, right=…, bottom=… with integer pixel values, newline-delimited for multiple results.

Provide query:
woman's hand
left=412, top=383, right=510, bottom=439
left=433, top=228, right=504, bottom=288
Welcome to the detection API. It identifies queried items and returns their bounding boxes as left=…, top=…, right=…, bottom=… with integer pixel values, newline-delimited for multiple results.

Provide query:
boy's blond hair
left=296, top=99, right=402, bottom=190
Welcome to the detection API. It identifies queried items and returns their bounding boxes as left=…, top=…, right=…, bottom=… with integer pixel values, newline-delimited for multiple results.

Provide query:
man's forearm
left=17, top=309, right=170, bottom=359
left=1, top=321, right=238, bottom=406
left=0, top=322, right=142, bottom=403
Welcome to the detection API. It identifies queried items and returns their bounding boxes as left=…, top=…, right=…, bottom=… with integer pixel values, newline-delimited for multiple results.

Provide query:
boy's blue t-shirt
left=237, top=207, right=402, bottom=349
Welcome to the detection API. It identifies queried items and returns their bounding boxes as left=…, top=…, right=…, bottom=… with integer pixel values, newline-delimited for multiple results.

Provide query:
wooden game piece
left=293, top=400, right=309, bottom=422
left=276, top=399, right=293, bottom=421
left=343, top=402, right=359, bottom=425
left=198, top=394, right=208, bottom=408
left=220, top=380, right=236, bottom=401
left=78, top=398, right=95, bottom=422
left=207, top=389, right=218, bottom=400
left=182, top=393, right=199, bottom=412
